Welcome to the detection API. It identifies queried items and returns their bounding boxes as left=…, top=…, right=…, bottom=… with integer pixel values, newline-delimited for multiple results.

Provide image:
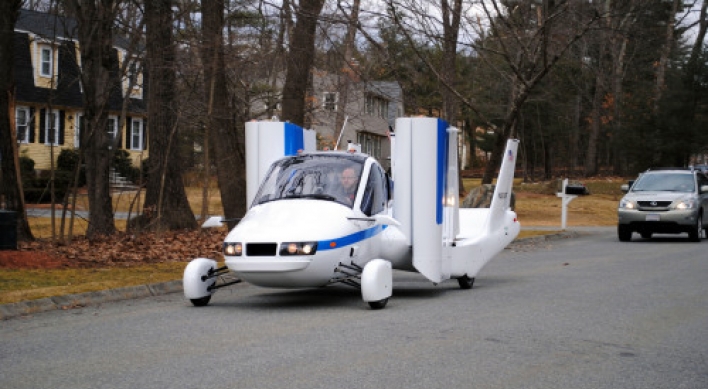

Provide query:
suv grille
left=637, top=201, right=672, bottom=210
left=246, top=243, right=277, bottom=256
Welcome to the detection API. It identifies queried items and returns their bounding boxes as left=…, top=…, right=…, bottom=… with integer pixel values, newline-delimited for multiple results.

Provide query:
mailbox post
left=556, top=179, right=577, bottom=230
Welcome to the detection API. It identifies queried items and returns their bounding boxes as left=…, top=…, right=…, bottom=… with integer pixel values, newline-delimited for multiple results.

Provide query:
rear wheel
left=457, top=275, right=475, bottom=290
left=618, top=225, right=632, bottom=242
left=688, top=215, right=702, bottom=242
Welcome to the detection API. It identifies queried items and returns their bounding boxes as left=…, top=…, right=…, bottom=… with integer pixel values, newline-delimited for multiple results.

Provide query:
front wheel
left=618, top=225, right=632, bottom=242
left=688, top=215, right=703, bottom=242
left=190, top=295, right=211, bottom=307
left=368, top=298, right=388, bottom=310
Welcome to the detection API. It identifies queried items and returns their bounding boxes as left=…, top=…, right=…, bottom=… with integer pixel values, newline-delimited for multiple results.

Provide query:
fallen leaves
left=3, top=229, right=227, bottom=269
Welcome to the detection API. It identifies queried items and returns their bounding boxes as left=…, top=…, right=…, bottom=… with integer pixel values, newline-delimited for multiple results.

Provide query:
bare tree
left=64, top=0, right=121, bottom=238
left=0, top=0, right=34, bottom=242
left=281, top=0, right=327, bottom=126
left=200, top=0, right=247, bottom=224
left=386, top=0, right=600, bottom=183
left=142, top=0, right=197, bottom=230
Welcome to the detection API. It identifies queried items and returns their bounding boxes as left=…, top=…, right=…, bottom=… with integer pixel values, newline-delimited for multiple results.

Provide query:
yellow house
left=13, top=9, right=148, bottom=172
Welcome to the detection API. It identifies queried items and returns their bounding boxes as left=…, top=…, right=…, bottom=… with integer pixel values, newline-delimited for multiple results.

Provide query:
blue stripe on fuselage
left=318, top=225, right=388, bottom=251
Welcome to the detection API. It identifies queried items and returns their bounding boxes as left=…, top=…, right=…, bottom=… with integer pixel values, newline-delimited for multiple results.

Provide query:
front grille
left=246, top=243, right=277, bottom=256
left=637, top=201, right=672, bottom=209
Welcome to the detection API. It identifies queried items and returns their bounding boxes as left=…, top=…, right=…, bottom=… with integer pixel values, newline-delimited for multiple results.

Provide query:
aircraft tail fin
left=487, top=139, right=519, bottom=233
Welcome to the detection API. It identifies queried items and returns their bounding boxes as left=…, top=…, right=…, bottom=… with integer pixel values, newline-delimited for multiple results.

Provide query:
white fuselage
left=223, top=199, right=410, bottom=288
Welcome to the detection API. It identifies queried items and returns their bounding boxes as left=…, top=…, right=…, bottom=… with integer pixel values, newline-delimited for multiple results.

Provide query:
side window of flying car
left=361, top=164, right=386, bottom=216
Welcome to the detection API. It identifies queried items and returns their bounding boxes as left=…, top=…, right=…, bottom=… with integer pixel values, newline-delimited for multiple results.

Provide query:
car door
left=698, top=173, right=708, bottom=226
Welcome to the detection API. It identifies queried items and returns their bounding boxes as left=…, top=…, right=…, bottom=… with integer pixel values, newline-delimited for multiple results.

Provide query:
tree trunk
left=441, top=0, right=462, bottom=123
left=0, top=0, right=33, bottom=241
left=201, top=0, right=247, bottom=224
left=584, top=72, right=603, bottom=176
left=281, top=0, right=326, bottom=126
left=66, top=0, right=118, bottom=238
left=334, top=0, right=361, bottom=148
left=143, top=0, right=196, bottom=230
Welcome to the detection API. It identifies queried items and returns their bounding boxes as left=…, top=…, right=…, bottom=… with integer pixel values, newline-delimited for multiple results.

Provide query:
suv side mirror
left=621, top=184, right=629, bottom=193
left=701, top=185, right=708, bottom=194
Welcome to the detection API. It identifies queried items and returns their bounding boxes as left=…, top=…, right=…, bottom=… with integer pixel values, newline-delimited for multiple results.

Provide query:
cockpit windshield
left=253, top=154, right=365, bottom=208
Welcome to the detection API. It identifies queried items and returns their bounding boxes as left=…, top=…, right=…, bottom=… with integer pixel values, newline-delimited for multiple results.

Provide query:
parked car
left=693, top=164, right=708, bottom=177
left=617, top=168, right=708, bottom=242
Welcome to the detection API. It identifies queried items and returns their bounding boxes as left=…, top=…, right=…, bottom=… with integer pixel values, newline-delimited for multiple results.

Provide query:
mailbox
left=564, top=184, right=589, bottom=195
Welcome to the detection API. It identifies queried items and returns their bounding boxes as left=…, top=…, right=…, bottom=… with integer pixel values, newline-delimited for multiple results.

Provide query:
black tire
left=368, top=298, right=388, bottom=310
left=688, top=215, right=702, bottom=242
left=457, top=275, right=475, bottom=290
left=640, top=232, right=652, bottom=239
left=190, top=295, right=211, bottom=307
left=618, top=225, right=632, bottom=242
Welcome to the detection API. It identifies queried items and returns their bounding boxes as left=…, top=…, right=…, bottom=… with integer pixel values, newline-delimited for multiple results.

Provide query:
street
left=1, top=229, right=707, bottom=389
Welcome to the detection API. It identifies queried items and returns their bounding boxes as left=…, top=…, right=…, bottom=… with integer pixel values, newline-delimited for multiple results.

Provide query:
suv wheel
left=688, top=215, right=703, bottom=242
left=618, top=225, right=632, bottom=242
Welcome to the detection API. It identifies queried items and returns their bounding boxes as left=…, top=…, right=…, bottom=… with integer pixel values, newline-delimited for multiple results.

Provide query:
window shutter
left=29, top=108, right=36, bottom=143
left=126, top=116, right=132, bottom=149
left=59, top=110, right=65, bottom=145
left=142, top=119, right=147, bottom=150
left=39, top=109, right=46, bottom=143
left=114, top=116, right=122, bottom=149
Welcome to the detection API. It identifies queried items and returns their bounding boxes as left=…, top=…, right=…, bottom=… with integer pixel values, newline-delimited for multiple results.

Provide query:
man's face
left=340, top=168, right=357, bottom=191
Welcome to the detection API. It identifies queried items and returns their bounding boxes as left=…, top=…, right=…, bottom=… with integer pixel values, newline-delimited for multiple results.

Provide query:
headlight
left=223, top=242, right=243, bottom=256
left=619, top=199, right=635, bottom=209
left=279, top=242, right=318, bottom=256
left=674, top=200, right=695, bottom=210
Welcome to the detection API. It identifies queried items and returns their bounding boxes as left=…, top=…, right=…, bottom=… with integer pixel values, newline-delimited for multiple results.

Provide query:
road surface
left=1, top=229, right=707, bottom=389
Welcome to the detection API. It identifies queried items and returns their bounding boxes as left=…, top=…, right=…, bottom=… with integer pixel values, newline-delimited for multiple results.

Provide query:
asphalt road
left=1, top=229, right=707, bottom=389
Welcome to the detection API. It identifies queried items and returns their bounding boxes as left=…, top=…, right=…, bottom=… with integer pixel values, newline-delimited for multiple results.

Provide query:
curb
left=0, top=280, right=183, bottom=321
left=510, top=230, right=580, bottom=246
left=0, top=230, right=587, bottom=321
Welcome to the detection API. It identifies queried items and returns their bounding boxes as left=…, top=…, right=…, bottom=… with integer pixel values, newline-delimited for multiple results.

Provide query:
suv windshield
left=253, top=154, right=365, bottom=208
left=632, top=172, right=695, bottom=193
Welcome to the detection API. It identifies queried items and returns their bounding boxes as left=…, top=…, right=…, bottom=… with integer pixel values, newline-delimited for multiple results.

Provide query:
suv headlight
left=619, top=199, right=636, bottom=209
left=673, top=199, right=696, bottom=210
left=279, top=242, right=318, bottom=256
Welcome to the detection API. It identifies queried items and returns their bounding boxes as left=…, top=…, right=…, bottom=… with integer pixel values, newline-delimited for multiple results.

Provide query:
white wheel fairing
left=361, top=259, right=393, bottom=303
left=183, top=258, right=218, bottom=299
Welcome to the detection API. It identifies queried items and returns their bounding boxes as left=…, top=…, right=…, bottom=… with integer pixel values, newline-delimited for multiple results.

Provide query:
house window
left=323, top=92, right=338, bottom=111
left=107, top=116, right=118, bottom=142
left=357, top=132, right=382, bottom=160
left=365, top=94, right=389, bottom=119
left=40, top=45, right=53, bottom=77
left=131, top=118, right=144, bottom=150
left=125, top=59, right=142, bottom=99
left=127, top=61, right=139, bottom=86
left=44, top=109, right=60, bottom=145
left=16, top=107, right=31, bottom=143
left=74, top=113, right=84, bottom=148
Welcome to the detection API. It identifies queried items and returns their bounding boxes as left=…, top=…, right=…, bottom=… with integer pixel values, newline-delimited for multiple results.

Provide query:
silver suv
left=617, top=169, right=708, bottom=242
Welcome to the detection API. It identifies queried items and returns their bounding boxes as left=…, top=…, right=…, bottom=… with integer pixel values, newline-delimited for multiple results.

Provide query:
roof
left=15, top=9, right=78, bottom=41
left=15, top=8, right=133, bottom=50
left=367, top=81, right=402, bottom=102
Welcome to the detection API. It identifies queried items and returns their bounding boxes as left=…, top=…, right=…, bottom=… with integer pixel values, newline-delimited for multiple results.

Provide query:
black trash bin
left=0, top=210, right=18, bottom=250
